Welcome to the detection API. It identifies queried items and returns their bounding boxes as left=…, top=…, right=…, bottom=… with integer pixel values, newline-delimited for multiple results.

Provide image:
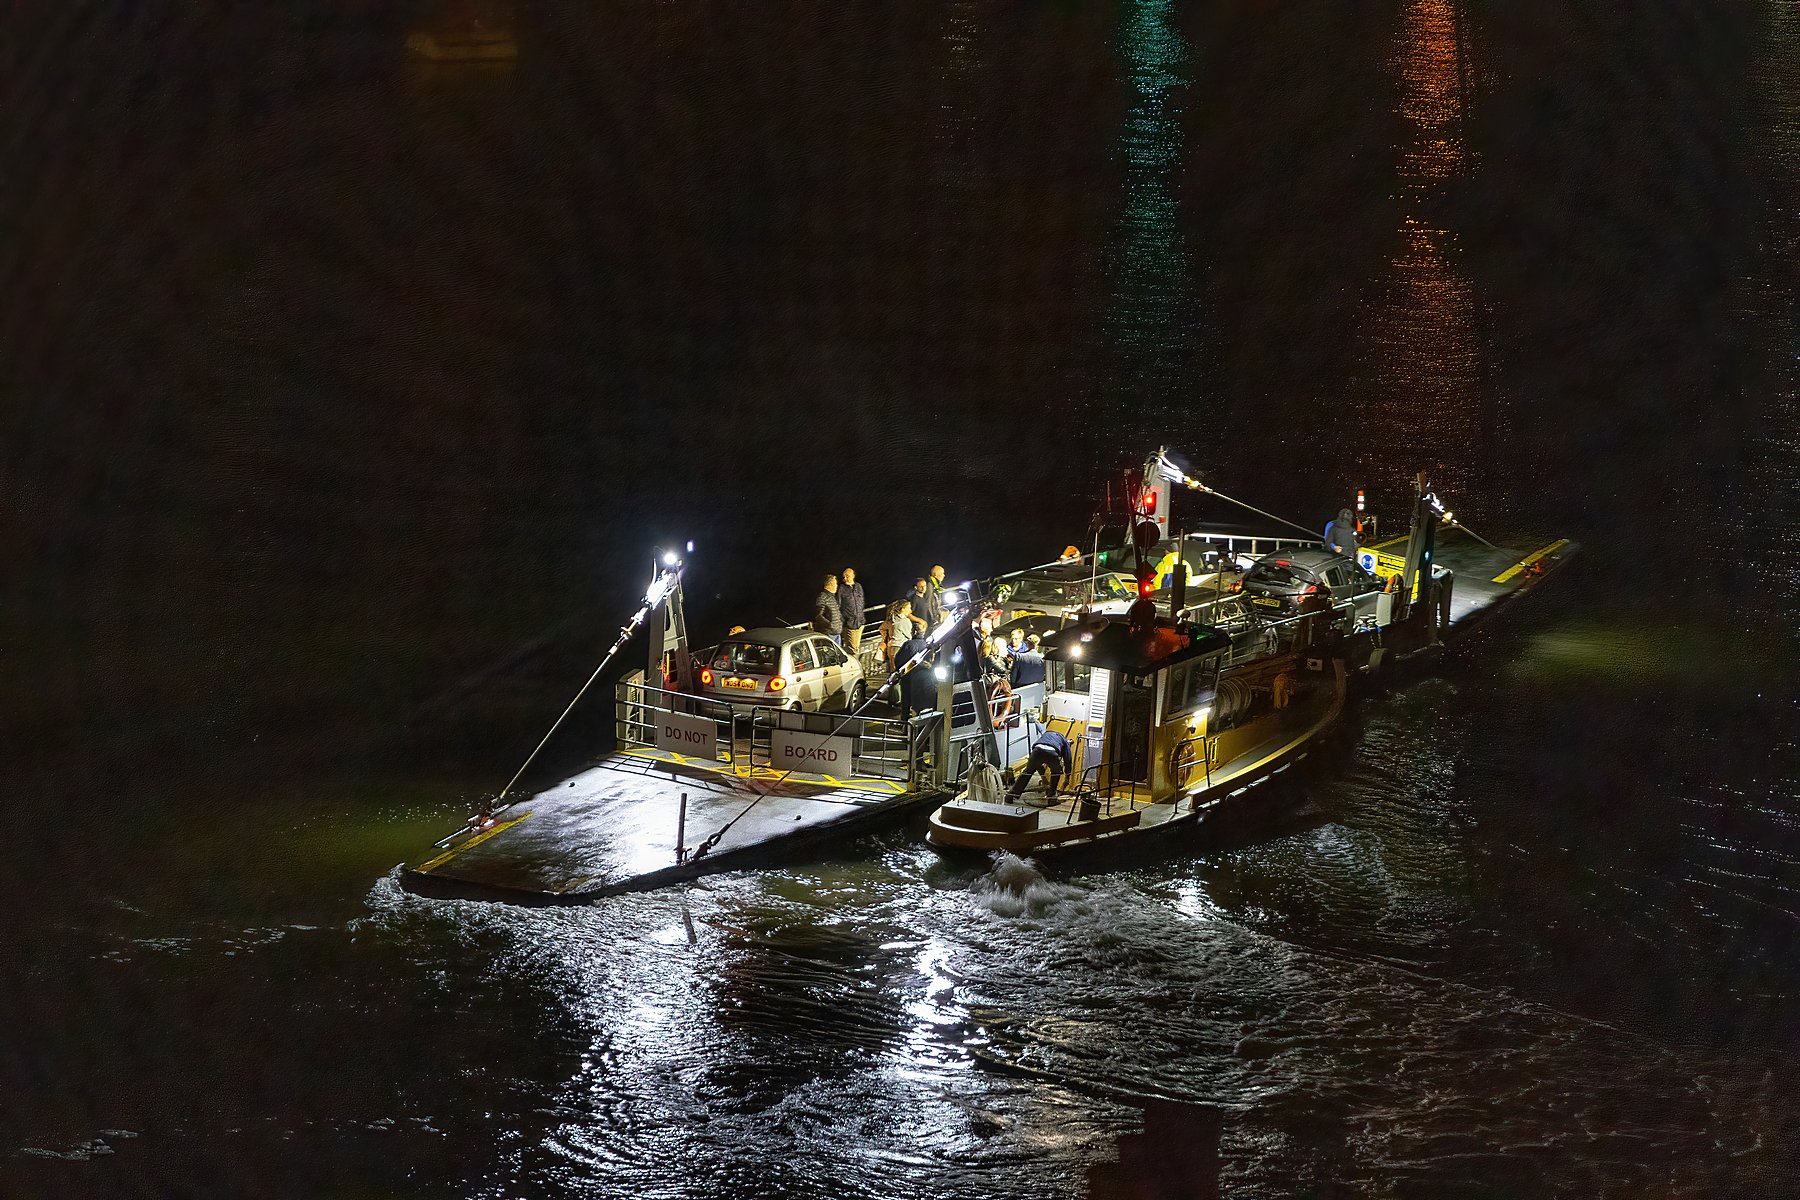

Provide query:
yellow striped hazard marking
left=1493, top=539, right=1568, bottom=584
left=414, top=813, right=532, bottom=874
left=619, top=747, right=906, bottom=794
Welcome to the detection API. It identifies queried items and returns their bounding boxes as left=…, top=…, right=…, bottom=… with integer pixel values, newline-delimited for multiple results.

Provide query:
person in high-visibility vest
left=1152, top=549, right=1194, bottom=591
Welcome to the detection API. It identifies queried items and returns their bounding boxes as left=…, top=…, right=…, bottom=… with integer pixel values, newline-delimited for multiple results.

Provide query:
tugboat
left=925, top=598, right=1347, bottom=854
left=924, top=451, right=1542, bottom=857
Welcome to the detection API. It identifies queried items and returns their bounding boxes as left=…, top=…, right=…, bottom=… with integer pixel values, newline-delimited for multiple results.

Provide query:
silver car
left=993, top=568, right=1139, bottom=622
left=698, top=627, right=866, bottom=712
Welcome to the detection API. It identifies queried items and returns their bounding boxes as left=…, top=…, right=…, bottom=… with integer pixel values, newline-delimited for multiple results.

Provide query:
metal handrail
left=614, top=676, right=914, bottom=782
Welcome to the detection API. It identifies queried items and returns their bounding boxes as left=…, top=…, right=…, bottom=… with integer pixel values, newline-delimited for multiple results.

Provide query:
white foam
left=970, top=852, right=1083, bottom=918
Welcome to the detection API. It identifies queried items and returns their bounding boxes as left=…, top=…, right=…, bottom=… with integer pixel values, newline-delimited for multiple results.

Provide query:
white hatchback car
left=698, top=627, right=866, bottom=712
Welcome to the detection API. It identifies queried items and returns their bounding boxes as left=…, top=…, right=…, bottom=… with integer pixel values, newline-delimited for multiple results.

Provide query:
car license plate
left=1251, top=596, right=1283, bottom=608
left=723, top=677, right=758, bottom=690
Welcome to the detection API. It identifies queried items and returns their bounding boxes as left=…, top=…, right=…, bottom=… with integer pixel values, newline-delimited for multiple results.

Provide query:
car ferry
left=399, top=451, right=1576, bottom=902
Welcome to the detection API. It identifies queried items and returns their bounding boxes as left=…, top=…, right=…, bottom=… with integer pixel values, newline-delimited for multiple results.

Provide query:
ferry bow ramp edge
left=399, top=452, right=1577, bottom=903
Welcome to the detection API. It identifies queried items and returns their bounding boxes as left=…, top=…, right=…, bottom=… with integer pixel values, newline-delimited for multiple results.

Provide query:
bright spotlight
left=932, top=666, right=948, bottom=682
left=661, top=550, right=680, bottom=567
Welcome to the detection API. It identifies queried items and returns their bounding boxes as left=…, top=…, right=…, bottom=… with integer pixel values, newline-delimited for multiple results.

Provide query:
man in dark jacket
left=896, top=633, right=936, bottom=720
left=1007, top=727, right=1072, bottom=803
left=1323, top=508, right=1360, bottom=558
left=838, top=567, right=867, bottom=654
left=1008, top=634, right=1047, bottom=687
left=908, top=577, right=940, bottom=633
left=895, top=632, right=942, bottom=766
left=813, top=573, right=844, bottom=643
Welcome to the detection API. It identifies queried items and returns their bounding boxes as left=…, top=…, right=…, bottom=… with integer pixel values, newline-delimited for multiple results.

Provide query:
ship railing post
left=676, top=792, right=688, bottom=863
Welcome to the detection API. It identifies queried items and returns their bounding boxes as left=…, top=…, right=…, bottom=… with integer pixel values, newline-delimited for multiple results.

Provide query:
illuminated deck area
left=401, top=754, right=934, bottom=903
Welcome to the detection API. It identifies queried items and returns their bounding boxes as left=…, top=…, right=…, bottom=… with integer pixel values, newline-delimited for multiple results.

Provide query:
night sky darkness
left=5, top=3, right=1798, bottom=1197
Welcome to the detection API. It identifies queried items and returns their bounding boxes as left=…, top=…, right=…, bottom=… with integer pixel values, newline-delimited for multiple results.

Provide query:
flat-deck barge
left=399, top=457, right=1576, bottom=902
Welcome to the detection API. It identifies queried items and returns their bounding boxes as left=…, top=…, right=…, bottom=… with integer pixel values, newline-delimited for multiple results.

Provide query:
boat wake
left=969, top=852, right=1083, bottom=918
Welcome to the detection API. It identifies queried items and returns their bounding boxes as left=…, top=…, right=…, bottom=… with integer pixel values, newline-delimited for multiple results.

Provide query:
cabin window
left=1050, top=658, right=1092, bottom=695
left=1163, top=659, right=1214, bottom=719
left=790, top=640, right=816, bottom=672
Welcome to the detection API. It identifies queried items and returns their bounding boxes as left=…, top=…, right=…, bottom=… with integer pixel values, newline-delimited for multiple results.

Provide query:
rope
left=1191, top=482, right=1323, bottom=540
left=1161, top=452, right=1535, bottom=565
left=1440, top=517, right=1529, bottom=559
left=435, top=565, right=682, bottom=848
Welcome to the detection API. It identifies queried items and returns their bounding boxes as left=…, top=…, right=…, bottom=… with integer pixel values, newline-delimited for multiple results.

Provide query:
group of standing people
left=809, top=563, right=1051, bottom=717
left=812, top=563, right=955, bottom=660
left=811, top=568, right=867, bottom=651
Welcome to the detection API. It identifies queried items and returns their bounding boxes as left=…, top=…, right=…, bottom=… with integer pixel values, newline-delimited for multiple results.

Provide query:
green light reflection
left=1107, top=0, right=1196, bottom=420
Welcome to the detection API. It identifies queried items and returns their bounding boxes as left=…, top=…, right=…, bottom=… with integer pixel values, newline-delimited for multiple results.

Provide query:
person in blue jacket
left=1323, top=507, right=1360, bottom=557
left=1006, top=728, right=1072, bottom=803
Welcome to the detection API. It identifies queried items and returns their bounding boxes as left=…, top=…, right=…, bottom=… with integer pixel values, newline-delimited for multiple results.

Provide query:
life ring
left=1170, top=738, right=1202, bottom=789
left=988, top=680, right=1017, bottom=724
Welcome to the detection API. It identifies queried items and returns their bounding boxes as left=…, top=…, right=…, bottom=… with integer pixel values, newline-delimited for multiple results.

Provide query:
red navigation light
left=1141, top=489, right=1159, bottom=516
left=1135, top=562, right=1157, bottom=598
left=699, top=668, right=713, bottom=686
left=768, top=676, right=787, bottom=692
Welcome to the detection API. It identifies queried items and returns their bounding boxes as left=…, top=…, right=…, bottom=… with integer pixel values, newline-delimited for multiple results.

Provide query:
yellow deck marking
left=1493, top=538, right=1568, bottom=584
left=618, top=747, right=906, bottom=794
left=414, top=813, right=532, bottom=874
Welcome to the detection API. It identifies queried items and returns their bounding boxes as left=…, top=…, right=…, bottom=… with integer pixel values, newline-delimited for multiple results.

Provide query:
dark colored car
left=1238, top=548, right=1380, bottom=616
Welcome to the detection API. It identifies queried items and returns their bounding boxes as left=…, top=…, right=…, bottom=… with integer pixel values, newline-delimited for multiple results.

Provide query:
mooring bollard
left=676, top=792, right=688, bottom=863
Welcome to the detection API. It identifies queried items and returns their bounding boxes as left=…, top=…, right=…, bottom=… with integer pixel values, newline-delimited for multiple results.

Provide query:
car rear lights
left=768, top=676, right=787, bottom=692
left=699, top=668, right=713, bottom=685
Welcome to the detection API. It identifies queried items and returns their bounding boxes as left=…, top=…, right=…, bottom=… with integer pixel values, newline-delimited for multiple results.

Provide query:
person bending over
left=1006, top=728, right=1072, bottom=804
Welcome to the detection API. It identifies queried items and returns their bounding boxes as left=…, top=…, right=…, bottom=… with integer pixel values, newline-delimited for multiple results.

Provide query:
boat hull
left=927, top=659, right=1348, bottom=857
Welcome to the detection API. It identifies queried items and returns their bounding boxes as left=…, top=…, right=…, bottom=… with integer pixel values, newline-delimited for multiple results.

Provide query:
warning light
left=1141, top=488, right=1159, bottom=516
left=1136, top=562, right=1157, bottom=598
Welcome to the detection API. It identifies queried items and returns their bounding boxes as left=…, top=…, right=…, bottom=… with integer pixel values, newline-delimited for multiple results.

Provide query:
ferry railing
left=981, top=527, right=1321, bottom=588
left=748, top=705, right=913, bottom=782
left=941, top=683, right=1045, bottom=784
left=1050, top=757, right=1146, bottom=824
left=613, top=676, right=914, bottom=785
left=1210, top=596, right=1366, bottom=668
left=1176, top=527, right=1319, bottom=566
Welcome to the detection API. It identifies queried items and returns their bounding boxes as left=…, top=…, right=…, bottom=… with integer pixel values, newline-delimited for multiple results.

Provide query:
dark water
left=8, top=2, right=1799, bottom=1195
